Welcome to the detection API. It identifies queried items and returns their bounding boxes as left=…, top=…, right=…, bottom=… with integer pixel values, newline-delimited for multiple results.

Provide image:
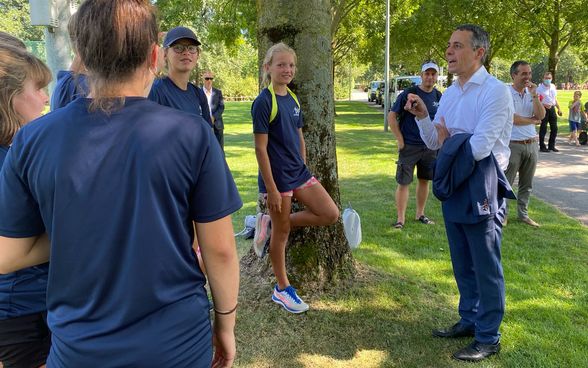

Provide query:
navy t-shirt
left=391, top=87, right=441, bottom=146
left=50, top=70, right=88, bottom=111
left=252, top=88, right=312, bottom=192
left=149, top=76, right=213, bottom=125
left=0, top=145, right=49, bottom=321
left=0, top=98, right=242, bottom=366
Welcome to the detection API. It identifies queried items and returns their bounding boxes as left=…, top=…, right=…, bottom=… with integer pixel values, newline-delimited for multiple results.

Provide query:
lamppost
left=29, top=0, right=74, bottom=93
left=383, top=0, right=390, bottom=131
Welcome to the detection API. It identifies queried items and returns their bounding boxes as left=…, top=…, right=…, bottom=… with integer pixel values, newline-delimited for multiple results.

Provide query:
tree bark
left=245, top=0, right=354, bottom=289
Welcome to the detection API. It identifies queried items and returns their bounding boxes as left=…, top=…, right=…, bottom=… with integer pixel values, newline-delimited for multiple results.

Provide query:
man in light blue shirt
left=505, top=61, right=545, bottom=227
left=405, top=24, right=513, bottom=362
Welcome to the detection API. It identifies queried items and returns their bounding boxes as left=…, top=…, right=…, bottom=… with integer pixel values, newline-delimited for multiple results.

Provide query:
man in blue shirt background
left=388, top=61, right=442, bottom=229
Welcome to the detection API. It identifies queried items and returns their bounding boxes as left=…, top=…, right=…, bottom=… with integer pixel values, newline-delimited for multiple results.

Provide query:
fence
left=224, top=96, right=256, bottom=102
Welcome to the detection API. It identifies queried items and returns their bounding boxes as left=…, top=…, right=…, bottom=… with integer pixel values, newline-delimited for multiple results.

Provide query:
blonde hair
left=0, top=45, right=51, bottom=146
left=261, top=42, right=297, bottom=87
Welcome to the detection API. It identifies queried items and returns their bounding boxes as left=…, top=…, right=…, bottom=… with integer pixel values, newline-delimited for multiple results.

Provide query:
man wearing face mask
left=536, top=72, right=562, bottom=152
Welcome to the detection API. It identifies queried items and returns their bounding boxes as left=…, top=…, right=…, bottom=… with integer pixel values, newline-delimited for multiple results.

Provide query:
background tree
left=391, top=0, right=540, bottom=81
left=243, top=0, right=354, bottom=288
left=513, top=0, right=588, bottom=82
left=0, top=0, right=44, bottom=41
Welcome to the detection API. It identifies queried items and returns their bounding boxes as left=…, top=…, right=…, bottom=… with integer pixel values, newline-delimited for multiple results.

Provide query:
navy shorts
left=395, top=144, right=437, bottom=185
left=569, top=120, right=580, bottom=132
left=0, top=313, right=51, bottom=368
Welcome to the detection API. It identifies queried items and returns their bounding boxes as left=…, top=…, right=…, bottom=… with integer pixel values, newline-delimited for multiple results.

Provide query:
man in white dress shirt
left=505, top=61, right=545, bottom=227
left=405, top=24, right=513, bottom=362
left=536, top=71, right=562, bottom=152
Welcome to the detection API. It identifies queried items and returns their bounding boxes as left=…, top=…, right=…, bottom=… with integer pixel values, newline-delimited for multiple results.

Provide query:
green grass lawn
left=224, top=100, right=588, bottom=367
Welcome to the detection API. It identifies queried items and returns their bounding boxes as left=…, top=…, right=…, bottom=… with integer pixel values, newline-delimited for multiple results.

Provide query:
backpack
left=397, top=86, right=442, bottom=125
left=268, top=83, right=300, bottom=123
left=342, top=204, right=362, bottom=249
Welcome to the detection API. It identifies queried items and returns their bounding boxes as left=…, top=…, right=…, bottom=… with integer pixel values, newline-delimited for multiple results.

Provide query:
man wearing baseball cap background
left=388, top=60, right=443, bottom=230
left=148, top=26, right=212, bottom=126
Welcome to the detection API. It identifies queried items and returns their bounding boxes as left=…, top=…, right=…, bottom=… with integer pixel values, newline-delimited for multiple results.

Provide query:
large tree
left=513, top=0, right=588, bottom=82
left=391, top=0, right=541, bottom=78
left=242, top=0, right=354, bottom=287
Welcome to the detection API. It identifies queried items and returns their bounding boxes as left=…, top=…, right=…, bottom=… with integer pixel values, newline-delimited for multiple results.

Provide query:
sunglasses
left=170, top=44, right=199, bottom=54
left=204, top=77, right=214, bottom=81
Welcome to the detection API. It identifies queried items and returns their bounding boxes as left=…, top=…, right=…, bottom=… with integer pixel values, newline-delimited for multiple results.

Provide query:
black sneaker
left=549, top=147, right=560, bottom=152
left=540, top=147, right=550, bottom=153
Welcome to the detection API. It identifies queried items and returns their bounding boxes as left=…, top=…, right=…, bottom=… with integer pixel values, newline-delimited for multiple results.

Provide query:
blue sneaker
left=272, top=285, right=309, bottom=314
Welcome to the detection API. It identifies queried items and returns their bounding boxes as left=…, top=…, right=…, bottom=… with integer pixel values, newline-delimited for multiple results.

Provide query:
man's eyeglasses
left=170, top=44, right=199, bottom=54
left=204, top=77, right=214, bottom=81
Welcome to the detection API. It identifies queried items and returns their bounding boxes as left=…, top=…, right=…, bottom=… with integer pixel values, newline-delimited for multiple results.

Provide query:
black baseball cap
left=163, top=27, right=201, bottom=47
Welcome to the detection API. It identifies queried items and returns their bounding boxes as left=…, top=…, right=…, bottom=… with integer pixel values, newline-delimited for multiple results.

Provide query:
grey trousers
left=505, top=141, right=538, bottom=219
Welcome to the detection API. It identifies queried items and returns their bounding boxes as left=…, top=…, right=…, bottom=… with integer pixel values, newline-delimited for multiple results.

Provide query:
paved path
left=533, top=138, right=588, bottom=226
left=348, top=90, right=588, bottom=225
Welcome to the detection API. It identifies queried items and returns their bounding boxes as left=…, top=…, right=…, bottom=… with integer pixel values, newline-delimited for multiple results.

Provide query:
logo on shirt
left=293, top=107, right=300, bottom=117
left=433, top=101, right=440, bottom=108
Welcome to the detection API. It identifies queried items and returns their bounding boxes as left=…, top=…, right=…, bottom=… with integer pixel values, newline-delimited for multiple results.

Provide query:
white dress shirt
left=536, top=82, right=557, bottom=106
left=510, top=86, right=538, bottom=140
left=204, top=86, right=214, bottom=121
left=416, top=66, right=513, bottom=170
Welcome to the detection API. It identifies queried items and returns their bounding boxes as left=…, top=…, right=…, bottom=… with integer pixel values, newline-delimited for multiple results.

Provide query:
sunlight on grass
left=297, top=350, right=389, bottom=368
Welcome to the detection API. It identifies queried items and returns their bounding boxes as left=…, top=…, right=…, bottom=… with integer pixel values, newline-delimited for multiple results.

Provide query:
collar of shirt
left=456, top=66, right=489, bottom=92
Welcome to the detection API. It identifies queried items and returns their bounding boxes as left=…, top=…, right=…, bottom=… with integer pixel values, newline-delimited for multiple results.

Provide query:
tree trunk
left=547, top=35, right=560, bottom=82
left=245, top=0, right=354, bottom=289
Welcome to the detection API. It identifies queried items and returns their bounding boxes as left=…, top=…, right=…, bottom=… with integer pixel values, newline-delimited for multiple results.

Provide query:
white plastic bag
left=342, top=204, right=362, bottom=249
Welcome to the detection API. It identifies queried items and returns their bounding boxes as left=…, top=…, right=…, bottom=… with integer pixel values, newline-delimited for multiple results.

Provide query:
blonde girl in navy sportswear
left=252, top=43, right=339, bottom=314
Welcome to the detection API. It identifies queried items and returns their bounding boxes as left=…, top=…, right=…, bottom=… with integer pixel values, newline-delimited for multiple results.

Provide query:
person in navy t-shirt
left=148, top=26, right=212, bottom=126
left=0, top=2, right=241, bottom=367
left=0, top=42, right=52, bottom=368
left=251, top=42, right=339, bottom=314
left=388, top=61, right=442, bottom=230
left=148, top=26, right=214, bottom=275
left=50, top=13, right=88, bottom=111
left=50, top=58, right=88, bottom=111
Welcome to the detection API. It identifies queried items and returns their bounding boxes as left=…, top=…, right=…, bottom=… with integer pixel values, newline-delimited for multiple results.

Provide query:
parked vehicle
left=383, top=75, right=422, bottom=107
left=367, top=80, right=384, bottom=103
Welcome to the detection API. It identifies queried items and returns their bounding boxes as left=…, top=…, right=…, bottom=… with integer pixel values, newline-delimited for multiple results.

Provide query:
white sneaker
left=253, top=213, right=271, bottom=257
left=272, top=285, right=309, bottom=313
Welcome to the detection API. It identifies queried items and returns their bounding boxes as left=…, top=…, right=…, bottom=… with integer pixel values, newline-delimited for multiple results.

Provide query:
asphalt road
left=350, top=90, right=588, bottom=226
left=533, top=138, right=588, bottom=226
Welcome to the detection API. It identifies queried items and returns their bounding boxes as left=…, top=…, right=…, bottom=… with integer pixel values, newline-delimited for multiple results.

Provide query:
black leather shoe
left=453, top=340, right=501, bottom=362
left=549, top=147, right=560, bottom=152
left=432, top=322, right=475, bottom=338
left=540, top=147, right=550, bottom=152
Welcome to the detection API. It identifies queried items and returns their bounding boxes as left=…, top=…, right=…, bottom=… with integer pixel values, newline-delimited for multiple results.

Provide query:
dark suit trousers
left=214, top=127, right=224, bottom=152
left=443, top=209, right=505, bottom=344
left=539, top=106, right=558, bottom=149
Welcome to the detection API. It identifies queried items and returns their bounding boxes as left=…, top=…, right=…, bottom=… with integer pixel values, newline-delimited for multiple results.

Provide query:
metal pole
left=383, top=0, right=390, bottom=131
left=42, top=0, right=73, bottom=94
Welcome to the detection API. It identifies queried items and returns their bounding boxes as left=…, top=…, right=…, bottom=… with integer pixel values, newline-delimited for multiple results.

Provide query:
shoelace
left=284, top=287, right=302, bottom=304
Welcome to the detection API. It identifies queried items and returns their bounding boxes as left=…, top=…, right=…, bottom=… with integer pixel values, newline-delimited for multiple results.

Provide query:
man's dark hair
left=510, top=60, right=530, bottom=77
left=455, top=24, right=490, bottom=64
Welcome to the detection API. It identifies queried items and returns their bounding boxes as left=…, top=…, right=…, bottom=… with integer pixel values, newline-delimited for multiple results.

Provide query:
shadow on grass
left=234, top=264, right=470, bottom=368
